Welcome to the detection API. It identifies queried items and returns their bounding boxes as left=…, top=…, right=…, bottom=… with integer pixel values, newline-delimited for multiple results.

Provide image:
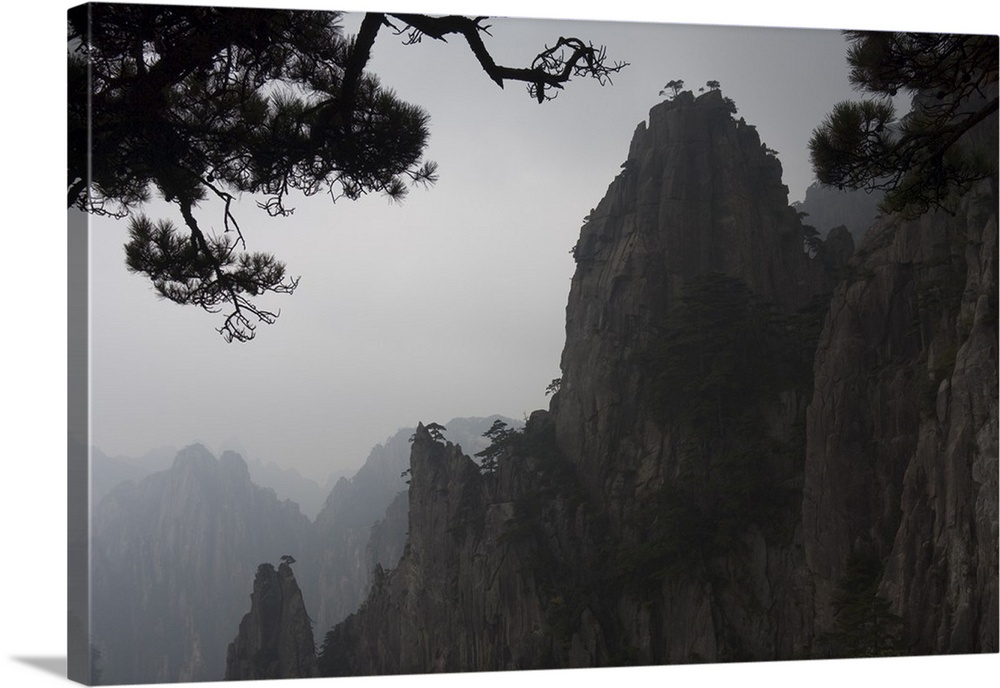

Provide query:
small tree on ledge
left=475, top=419, right=517, bottom=473
left=660, top=79, right=684, bottom=99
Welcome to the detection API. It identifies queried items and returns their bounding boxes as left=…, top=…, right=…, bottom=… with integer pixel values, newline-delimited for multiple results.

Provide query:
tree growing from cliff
left=474, top=419, right=516, bottom=473
left=825, top=548, right=906, bottom=657
left=69, top=6, right=626, bottom=341
left=809, top=31, right=998, bottom=216
left=425, top=422, right=447, bottom=442
left=660, top=79, right=684, bottom=98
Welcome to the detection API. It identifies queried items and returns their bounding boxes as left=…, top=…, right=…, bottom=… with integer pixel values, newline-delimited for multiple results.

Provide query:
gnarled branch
left=383, top=14, right=628, bottom=102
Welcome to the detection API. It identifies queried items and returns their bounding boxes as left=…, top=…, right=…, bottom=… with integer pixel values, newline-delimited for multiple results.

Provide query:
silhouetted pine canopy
left=68, top=5, right=625, bottom=342
left=810, top=31, right=998, bottom=216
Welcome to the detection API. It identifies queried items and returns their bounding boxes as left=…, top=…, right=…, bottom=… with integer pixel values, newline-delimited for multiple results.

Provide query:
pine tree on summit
left=660, top=79, right=685, bottom=98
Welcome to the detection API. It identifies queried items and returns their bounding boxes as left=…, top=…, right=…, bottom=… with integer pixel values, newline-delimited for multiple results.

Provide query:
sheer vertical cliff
left=310, top=416, right=514, bottom=635
left=555, top=89, right=829, bottom=525
left=803, top=179, right=998, bottom=654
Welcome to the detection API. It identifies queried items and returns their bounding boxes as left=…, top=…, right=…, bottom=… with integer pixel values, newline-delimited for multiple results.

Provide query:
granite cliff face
left=556, top=89, right=830, bottom=523
left=319, top=418, right=564, bottom=673
left=225, top=561, right=318, bottom=680
left=314, top=88, right=997, bottom=674
left=803, top=178, right=998, bottom=653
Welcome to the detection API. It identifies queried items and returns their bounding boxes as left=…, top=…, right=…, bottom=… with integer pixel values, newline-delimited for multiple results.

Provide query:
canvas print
left=67, top=2, right=998, bottom=685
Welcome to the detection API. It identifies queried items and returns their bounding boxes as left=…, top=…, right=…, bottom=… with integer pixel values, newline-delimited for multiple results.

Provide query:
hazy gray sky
left=83, top=3, right=920, bottom=484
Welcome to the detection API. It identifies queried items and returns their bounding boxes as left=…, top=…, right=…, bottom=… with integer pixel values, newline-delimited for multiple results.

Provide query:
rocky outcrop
left=225, top=561, right=318, bottom=680
left=319, top=420, right=561, bottom=674
left=549, top=89, right=841, bottom=661
left=90, top=418, right=511, bottom=683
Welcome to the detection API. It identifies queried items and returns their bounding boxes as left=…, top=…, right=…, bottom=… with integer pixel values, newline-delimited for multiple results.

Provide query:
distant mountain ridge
left=88, top=415, right=516, bottom=683
left=91, top=445, right=315, bottom=684
left=792, top=181, right=884, bottom=246
left=92, top=441, right=341, bottom=520
left=90, top=444, right=177, bottom=506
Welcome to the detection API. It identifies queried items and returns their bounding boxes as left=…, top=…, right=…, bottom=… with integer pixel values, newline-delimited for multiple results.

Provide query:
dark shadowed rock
left=225, top=562, right=318, bottom=680
left=309, top=415, right=516, bottom=635
left=803, top=179, right=998, bottom=653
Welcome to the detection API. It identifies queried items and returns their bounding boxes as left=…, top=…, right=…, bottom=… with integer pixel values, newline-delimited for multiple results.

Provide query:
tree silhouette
left=425, top=422, right=447, bottom=442
left=659, top=79, right=684, bottom=98
left=809, top=31, right=997, bottom=216
left=474, top=419, right=516, bottom=473
left=69, top=6, right=626, bottom=341
left=705, top=79, right=721, bottom=90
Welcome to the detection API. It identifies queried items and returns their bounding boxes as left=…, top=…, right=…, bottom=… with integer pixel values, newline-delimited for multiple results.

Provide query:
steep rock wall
left=803, top=178, right=998, bottom=653
left=556, top=90, right=828, bottom=519
left=310, top=416, right=512, bottom=634
left=320, top=422, right=555, bottom=674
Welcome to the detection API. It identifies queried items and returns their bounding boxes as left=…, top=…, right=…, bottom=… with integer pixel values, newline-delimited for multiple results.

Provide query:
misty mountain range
left=92, top=442, right=345, bottom=520
left=88, top=415, right=515, bottom=684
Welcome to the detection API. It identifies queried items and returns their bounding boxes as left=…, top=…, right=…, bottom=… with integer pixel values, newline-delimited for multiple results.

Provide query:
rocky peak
left=90, top=446, right=315, bottom=684
left=170, top=443, right=215, bottom=472
left=219, top=449, right=252, bottom=480
left=225, top=561, right=318, bottom=680
left=557, top=90, right=831, bottom=513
